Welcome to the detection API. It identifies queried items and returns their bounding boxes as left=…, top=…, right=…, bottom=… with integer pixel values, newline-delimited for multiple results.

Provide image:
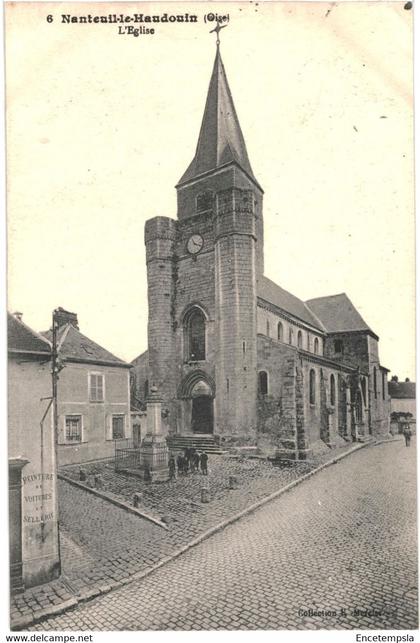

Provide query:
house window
left=185, top=307, right=206, bottom=361
left=90, top=373, right=104, bottom=402
left=258, top=371, right=268, bottom=395
left=112, top=415, right=125, bottom=440
left=277, top=322, right=283, bottom=342
left=309, top=369, right=316, bottom=405
left=297, top=330, right=303, bottom=349
left=289, top=328, right=293, bottom=345
left=266, top=320, right=270, bottom=337
left=314, top=338, right=319, bottom=355
left=330, top=374, right=336, bottom=406
left=307, top=334, right=311, bottom=351
left=334, top=339, right=343, bottom=353
left=65, top=415, right=82, bottom=442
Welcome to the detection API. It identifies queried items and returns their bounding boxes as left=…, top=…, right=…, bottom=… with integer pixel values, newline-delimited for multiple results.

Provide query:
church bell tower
left=145, top=34, right=264, bottom=444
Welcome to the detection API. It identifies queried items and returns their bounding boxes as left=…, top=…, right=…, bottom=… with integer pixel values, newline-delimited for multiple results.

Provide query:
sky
left=5, top=1, right=415, bottom=378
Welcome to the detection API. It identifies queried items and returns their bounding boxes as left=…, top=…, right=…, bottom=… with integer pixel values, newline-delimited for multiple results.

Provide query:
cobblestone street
left=56, top=444, right=357, bottom=589
left=11, top=440, right=361, bottom=628
left=31, top=438, right=417, bottom=631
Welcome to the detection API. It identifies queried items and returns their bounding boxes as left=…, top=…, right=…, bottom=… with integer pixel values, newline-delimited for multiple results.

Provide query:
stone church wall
left=131, top=350, right=148, bottom=407
left=257, top=305, right=324, bottom=356
left=256, top=335, right=298, bottom=456
left=324, top=332, right=370, bottom=372
left=300, top=359, right=342, bottom=447
left=368, top=337, right=390, bottom=435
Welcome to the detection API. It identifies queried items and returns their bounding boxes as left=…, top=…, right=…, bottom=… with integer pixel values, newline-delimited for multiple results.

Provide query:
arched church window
left=297, top=330, right=303, bottom=349
left=196, top=191, right=214, bottom=213
left=382, top=371, right=386, bottom=400
left=258, top=371, right=268, bottom=395
left=184, top=307, right=206, bottom=361
left=374, top=367, right=377, bottom=399
left=361, top=378, right=367, bottom=405
left=330, top=374, right=336, bottom=406
left=289, top=327, right=293, bottom=345
left=144, top=379, right=149, bottom=401
left=309, top=369, right=316, bottom=405
left=277, top=321, right=283, bottom=342
left=266, top=320, right=270, bottom=337
left=355, top=391, right=363, bottom=423
left=314, top=338, right=319, bottom=355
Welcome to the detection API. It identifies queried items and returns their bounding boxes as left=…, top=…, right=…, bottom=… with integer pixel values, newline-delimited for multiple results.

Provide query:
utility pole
left=52, top=310, right=58, bottom=445
left=51, top=308, right=62, bottom=573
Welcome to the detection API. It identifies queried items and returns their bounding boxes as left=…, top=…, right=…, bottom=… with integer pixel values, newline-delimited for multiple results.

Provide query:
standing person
left=177, top=453, right=184, bottom=475
left=200, top=451, right=208, bottom=475
left=169, top=455, right=176, bottom=481
left=403, top=423, right=412, bottom=447
left=184, top=447, right=191, bottom=473
left=193, top=450, right=200, bottom=473
left=189, top=448, right=195, bottom=472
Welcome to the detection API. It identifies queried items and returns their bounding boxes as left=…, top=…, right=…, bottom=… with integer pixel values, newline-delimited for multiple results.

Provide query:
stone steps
left=166, top=434, right=225, bottom=454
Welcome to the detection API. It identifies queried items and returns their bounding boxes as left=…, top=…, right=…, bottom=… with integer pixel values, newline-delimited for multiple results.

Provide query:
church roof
left=305, top=293, right=376, bottom=337
left=178, top=47, right=261, bottom=189
left=8, top=312, right=51, bottom=355
left=42, top=324, right=130, bottom=368
left=258, top=277, right=325, bottom=331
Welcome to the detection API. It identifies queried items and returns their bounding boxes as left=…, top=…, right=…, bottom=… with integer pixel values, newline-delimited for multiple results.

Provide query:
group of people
left=168, top=448, right=208, bottom=480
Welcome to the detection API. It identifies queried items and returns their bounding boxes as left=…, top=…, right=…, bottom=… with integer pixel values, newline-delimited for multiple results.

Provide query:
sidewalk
left=11, top=436, right=397, bottom=630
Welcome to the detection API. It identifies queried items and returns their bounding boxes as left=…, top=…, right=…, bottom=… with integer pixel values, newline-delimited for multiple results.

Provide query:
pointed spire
left=178, top=47, right=260, bottom=188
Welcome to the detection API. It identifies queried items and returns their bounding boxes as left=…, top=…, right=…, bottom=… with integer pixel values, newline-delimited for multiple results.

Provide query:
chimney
left=55, top=307, right=79, bottom=330
left=13, top=312, right=23, bottom=321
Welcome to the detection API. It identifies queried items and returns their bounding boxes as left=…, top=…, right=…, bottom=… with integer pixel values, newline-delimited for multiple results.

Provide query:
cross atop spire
left=177, top=45, right=261, bottom=189
left=209, top=22, right=228, bottom=47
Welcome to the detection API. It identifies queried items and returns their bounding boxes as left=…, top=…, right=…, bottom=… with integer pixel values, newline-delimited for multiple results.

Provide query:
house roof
left=305, top=293, right=376, bottom=337
left=177, top=47, right=261, bottom=190
left=8, top=313, right=51, bottom=355
left=43, top=324, right=130, bottom=368
left=388, top=381, right=416, bottom=399
left=258, top=276, right=325, bottom=331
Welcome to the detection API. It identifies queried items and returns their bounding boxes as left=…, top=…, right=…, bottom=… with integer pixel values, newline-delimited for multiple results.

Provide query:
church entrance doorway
left=191, top=396, right=213, bottom=434
left=179, top=371, right=215, bottom=436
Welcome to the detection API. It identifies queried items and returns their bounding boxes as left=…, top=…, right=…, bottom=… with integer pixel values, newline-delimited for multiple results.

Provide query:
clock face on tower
left=187, top=234, right=204, bottom=255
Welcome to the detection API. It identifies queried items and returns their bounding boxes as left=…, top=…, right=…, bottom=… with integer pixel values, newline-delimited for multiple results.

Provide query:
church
left=132, top=41, right=390, bottom=460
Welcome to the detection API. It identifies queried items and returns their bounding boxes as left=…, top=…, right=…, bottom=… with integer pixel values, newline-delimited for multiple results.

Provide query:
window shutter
left=106, top=414, right=113, bottom=441
left=57, top=415, right=66, bottom=445
left=81, top=415, right=88, bottom=443
left=98, top=375, right=104, bottom=401
left=89, top=373, right=94, bottom=401
left=125, top=414, right=132, bottom=439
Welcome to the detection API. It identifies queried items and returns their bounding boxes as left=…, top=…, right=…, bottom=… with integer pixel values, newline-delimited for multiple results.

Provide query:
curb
left=11, top=598, right=78, bottom=630
left=14, top=439, right=379, bottom=630
left=58, top=473, right=168, bottom=530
